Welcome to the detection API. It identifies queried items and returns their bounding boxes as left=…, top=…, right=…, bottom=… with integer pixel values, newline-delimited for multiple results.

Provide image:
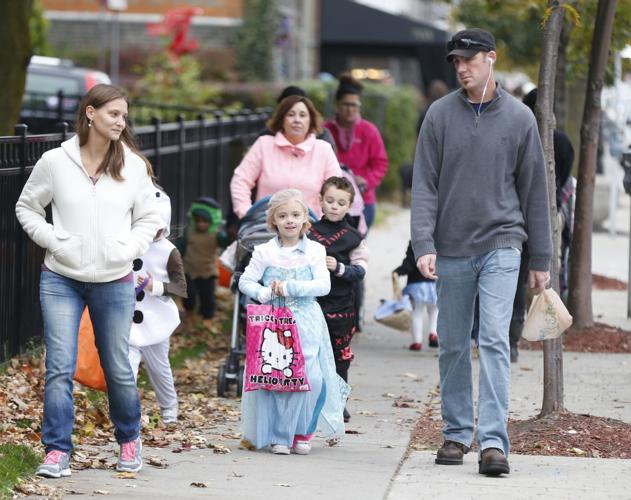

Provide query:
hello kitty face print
left=260, top=327, right=295, bottom=377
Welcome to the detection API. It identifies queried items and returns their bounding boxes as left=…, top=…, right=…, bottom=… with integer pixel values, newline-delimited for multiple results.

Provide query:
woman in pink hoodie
left=230, top=95, right=342, bottom=219
left=324, top=75, right=388, bottom=229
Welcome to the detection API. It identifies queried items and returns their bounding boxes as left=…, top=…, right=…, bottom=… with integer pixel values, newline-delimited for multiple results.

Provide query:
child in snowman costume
left=129, top=188, right=187, bottom=424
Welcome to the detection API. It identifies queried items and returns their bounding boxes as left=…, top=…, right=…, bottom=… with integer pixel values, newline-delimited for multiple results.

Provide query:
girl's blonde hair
left=266, top=189, right=311, bottom=237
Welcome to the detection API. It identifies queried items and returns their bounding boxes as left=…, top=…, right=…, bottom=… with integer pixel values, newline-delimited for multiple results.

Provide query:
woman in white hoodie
left=15, top=84, right=161, bottom=477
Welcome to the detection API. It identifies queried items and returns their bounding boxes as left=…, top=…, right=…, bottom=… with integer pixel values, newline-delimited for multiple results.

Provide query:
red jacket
left=324, top=118, right=388, bottom=205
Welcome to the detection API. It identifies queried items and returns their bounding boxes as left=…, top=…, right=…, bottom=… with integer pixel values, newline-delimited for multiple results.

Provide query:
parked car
left=20, top=55, right=111, bottom=133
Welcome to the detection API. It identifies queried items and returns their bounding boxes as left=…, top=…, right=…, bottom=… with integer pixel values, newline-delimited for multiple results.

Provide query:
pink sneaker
left=116, top=437, right=142, bottom=472
left=36, top=450, right=71, bottom=478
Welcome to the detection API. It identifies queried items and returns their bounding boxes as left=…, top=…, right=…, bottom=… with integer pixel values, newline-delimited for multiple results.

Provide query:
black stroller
left=216, top=196, right=317, bottom=397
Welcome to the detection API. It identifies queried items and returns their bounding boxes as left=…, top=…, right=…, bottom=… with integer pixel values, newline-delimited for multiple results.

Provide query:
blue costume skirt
left=240, top=266, right=348, bottom=449
left=403, top=281, right=438, bottom=306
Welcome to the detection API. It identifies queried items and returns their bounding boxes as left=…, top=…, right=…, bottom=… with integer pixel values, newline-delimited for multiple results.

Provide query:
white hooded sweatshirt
left=15, top=136, right=161, bottom=283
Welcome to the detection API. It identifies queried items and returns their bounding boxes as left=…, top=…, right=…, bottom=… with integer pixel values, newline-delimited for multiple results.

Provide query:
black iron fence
left=0, top=107, right=271, bottom=363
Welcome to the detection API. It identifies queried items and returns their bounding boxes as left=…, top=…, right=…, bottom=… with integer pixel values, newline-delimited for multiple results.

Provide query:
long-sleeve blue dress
left=238, top=235, right=348, bottom=449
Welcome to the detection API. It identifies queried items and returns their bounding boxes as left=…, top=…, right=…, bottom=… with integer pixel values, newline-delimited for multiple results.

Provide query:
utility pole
left=107, top=0, right=127, bottom=85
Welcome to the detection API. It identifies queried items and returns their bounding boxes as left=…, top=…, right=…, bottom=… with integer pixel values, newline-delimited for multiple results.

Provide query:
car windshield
left=25, top=71, right=81, bottom=96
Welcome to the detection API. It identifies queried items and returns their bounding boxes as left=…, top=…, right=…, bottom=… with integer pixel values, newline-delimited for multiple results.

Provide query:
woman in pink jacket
left=324, top=75, right=388, bottom=229
left=230, top=95, right=342, bottom=219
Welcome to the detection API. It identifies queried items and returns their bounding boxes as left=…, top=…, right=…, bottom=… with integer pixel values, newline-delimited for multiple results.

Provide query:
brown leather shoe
left=478, top=447, right=510, bottom=475
left=435, top=440, right=470, bottom=465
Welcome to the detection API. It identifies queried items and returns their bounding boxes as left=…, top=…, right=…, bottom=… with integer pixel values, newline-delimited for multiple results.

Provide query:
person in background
left=505, top=88, right=575, bottom=362
left=324, top=74, right=388, bottom=229
left=230, top=95, right=342, bottom=219
left=181, top=201, right=219, bottom=330
left=259, top=85, right=337, bottom=152
left=16, top=84, right=161, bottom=477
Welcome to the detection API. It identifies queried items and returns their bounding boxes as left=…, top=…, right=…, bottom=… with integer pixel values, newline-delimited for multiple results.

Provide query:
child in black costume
left=309, top=176, right=368, bottom=422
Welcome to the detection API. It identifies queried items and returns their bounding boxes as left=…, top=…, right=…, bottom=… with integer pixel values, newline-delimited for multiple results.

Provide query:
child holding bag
left=238, top=189, right=347, bottom=455
left=394, top=241, right=438, bottom=351
left=128, top=189, right=187, bottom=424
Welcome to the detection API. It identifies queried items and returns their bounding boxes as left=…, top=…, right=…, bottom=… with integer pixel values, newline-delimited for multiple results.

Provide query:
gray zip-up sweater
left=411, top=84, right=552, bottom=271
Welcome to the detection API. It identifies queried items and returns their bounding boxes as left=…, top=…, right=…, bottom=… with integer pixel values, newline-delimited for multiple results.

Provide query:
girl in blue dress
left=239, top=189, right=348, bottom=455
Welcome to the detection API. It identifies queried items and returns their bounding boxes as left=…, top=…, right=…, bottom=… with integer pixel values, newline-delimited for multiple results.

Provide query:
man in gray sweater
left=411, top=28, right=552, bottom=476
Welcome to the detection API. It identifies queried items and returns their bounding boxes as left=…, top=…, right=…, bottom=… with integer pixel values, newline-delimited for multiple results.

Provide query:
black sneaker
left=479, top=447, right=510, bottom=475
left=435, top=440, right=470, bottom=465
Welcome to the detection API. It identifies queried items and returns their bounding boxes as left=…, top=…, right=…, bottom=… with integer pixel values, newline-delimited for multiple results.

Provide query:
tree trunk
left=0, top=1, right=33, bottom=136
left=553, top=13, right=574, bottom=132
left=536, top=0, right=565, bottom=417
left=567, top=0, right=618, bottom=328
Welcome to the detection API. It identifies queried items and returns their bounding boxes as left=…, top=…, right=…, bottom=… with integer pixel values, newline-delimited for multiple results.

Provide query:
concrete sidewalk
left=45, top=202, right=631, bottom=500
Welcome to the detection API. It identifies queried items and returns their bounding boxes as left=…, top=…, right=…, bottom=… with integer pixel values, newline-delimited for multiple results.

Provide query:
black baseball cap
left=446, top=28, right=496, bottom=62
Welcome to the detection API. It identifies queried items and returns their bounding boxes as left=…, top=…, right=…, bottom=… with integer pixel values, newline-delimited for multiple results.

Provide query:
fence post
left=56, top=90, right=64, bottom=123
left=151, top=117, right=161, bottom=179
left=13, top=124, right=28, bottom=357
left=177, top=114, right=186, bottom=229
left=197, top=113, right=205, bottom=198
left=213, top=110, right=225, bottom=211
left=57, top=121, right=68, bottom=141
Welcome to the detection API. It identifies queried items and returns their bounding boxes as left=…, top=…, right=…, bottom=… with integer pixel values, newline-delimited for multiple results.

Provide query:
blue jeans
left=39, top=270, right=140, bottom=453
left=363, top=203, right=376, bottom=229
left=436, top=248, right=521, bottom=455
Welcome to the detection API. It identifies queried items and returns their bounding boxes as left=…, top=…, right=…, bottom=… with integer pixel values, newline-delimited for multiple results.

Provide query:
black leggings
left=184, top=276, right=216, bottom=319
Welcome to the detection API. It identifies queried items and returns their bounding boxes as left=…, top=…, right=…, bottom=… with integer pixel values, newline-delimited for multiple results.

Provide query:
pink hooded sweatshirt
left=324, top=118, right=388, bottom=205
left=230, top=132, right=342, bottom=219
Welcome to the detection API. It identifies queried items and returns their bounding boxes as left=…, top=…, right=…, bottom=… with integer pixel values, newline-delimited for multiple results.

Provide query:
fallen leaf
left=190, top=482, right=208, bottom=488
left=570, top=447, right=585, bottom=455
left=276, top=483, right=291, bottom=487
left=115, top=472, right=136, bottom=479
left=239, top=439, right=256, bottom=451
left=209, top=443, right=232, bottom=454
left=93, top=490, right=110, bottom=495
left=147, top=455, right=168, bottom=468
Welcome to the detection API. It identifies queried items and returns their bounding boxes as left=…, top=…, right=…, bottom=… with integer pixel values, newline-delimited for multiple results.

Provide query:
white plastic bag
left=219, top=240, right=237, bottom=272
left=521, top=288, right=573, bottom=341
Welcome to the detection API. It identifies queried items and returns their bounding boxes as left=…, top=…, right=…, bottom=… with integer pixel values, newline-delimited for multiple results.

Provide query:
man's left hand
left=528, top=270, right=550, bottom=295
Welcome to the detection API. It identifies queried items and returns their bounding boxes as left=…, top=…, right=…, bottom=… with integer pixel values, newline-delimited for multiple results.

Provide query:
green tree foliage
left=132, top=54, right=222, bottom=111
left=235, top=0, right=279, bottom=81
left=451, top=0, right=631, bottom=82
left=30, top=0, right=50, bottom=56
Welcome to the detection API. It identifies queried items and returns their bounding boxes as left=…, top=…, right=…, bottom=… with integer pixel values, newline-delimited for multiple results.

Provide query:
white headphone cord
left=477, top=60, right=493, bottom=117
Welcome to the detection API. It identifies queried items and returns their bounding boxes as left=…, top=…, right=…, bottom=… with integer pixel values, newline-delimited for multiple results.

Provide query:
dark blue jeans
left=363, top=203, right=376, bottom=230
left=39, top=271, right=140, bottom=453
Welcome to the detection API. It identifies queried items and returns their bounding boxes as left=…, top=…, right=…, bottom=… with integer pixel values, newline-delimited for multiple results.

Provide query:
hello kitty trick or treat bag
left=244, top=303, right=310, bottom=392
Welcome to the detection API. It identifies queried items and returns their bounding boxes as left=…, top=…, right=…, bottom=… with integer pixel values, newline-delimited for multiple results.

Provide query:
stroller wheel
left=236, top=365, right=245, bottom=397
left=217, top=363, right=228, bottom=397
